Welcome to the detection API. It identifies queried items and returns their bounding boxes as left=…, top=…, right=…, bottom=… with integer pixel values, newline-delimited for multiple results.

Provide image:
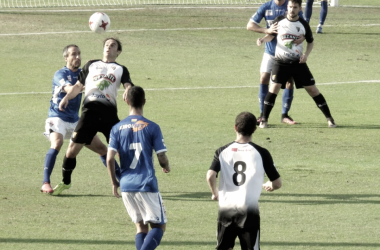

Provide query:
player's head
left=103, top=38, right=122, bottom=60
left=63, top=44, right=81, bottom=71
left=235, top=112, right=257, bottom=137
left=288, top=0, right=302, bottom=18
left=127, top=86, right=146, bottom=109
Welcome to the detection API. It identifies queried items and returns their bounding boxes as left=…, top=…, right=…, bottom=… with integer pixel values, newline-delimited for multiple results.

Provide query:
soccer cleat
left=256, top=116, right=263, bottom=126
left=316, top=26, right=323, bottom=34
left=41, top=182, right=53, bottom=194
left=52, top=182, right=71, bottom=196
left=281, top=115, right=297, bottom=125
left=327, top=118, right=337, bottom=128
left=259, top=121, right=268, bottom=129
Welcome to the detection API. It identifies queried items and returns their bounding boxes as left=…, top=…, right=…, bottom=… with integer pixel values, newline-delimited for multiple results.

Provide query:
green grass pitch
left=0, top=2, right=380, bottom=250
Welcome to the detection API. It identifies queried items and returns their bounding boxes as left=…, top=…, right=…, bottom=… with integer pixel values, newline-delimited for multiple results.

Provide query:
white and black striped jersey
left=209, top=141, right=280, bottom=228
left=273, top=15, right=314, bottom=63
left=79, top=60, right=133, bottom=109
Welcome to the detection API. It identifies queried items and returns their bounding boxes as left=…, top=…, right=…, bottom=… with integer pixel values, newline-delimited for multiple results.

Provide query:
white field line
left=1, top=23, right=379, bottom=37
left=1, top=80, right=379, bottom=96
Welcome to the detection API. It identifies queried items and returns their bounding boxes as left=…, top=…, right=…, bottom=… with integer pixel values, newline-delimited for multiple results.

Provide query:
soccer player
left=52, top=38, right=133, bottom=195
left=247, top=0, right=305, bottom=125
left=258, top=0, right=336, bottom=128
left=304, top=0, right=328, bottom=34
left=107, top=86, right=171, bottom=250
left=41, top=44, right=118, bottom=194
left=206, top=111, right=282, bottom=250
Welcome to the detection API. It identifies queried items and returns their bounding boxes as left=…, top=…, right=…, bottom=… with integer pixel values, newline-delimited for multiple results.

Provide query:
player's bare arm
left=106, top=148, right=120, bottom=198
left=257, top=34, right=275, bottom=46
left=157, top=152, right=171, bottom=173
left=206, top=170, right=219, bottom=201
left=122, top=82, right=133, bottom=102
left=300, top=41, right=314, bottom=63
left=262, top=177, right=282, bottom=192
left=59, top=80, right=84, bottom=111
left=247, top=20, right=277, bottom=35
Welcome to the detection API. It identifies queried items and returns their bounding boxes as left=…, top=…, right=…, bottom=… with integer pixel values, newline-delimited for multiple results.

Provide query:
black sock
left=62, top=156, right=76, bottom=185
left=263, top=93, right=277, bottom=120
left=313, top=94, right=332, bottom=118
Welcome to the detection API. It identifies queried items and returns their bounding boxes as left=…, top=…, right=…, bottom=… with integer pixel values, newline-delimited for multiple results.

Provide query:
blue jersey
left=47, top=66, right=82, bottom=123
left=250, top=0, right=303, bottom=56
left=109, top=115, right=167, bottom=193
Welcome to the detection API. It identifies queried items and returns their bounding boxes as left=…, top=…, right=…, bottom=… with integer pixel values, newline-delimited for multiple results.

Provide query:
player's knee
left=260, top=73, right=270, bottom=84
left=285, top=82, right=294, bottom=89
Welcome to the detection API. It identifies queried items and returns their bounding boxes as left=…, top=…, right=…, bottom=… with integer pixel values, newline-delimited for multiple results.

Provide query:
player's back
left=110, top=115, right=167, bottom=193
left=215, top=142, right=269, bottom=227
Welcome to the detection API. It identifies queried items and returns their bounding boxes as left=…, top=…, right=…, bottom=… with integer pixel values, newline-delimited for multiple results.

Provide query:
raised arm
left=257, top=34, right=275, bottom=46
left=247, top=20, right=279, bottom=35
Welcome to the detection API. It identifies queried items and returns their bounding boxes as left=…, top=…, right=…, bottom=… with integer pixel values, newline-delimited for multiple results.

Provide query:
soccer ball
left=89, top=12, right=111, bottom=33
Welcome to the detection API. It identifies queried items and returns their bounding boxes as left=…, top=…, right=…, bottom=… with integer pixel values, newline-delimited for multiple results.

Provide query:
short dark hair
left=127, top=86, right=145, bottom=108
left=103, top=37, right=122, bottom=52
left=235, top=112, right=257, bottom=136
left=62, top=44, right=79, bottom=58
left=289, top=0, right=302, bottom=7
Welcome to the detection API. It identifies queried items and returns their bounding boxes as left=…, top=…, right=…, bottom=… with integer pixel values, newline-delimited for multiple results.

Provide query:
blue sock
left=140, top=228, right=164, bottom=250
left=43, top=148, right=59, bottom=183
left=100, top=154, right=121, bottom=181
left=304, top=0, right=314, bottom=23
left=135, top=233, right=147, bottom=250
left=259, top=84, right=269, bottom=115
left=282, top=89, right=294, bottom=115
left=320, top=1, right=328, bottom=25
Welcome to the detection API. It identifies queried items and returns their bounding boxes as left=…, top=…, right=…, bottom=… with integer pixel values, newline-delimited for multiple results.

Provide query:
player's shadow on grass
left=260, top=193, right=380, bottom=205
left=162, top=191, right=211, bottom=201
left=162, top=192, right=380, bottom=205
left=50, top=194, right=109, bottom=198
left=1, top=238, right=379, bottom=248
left=266, top=123, right=380, bottom=129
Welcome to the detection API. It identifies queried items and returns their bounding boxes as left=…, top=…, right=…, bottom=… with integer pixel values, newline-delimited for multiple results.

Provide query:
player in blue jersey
left=107, top=86, right=170, bottom=250
left=207, top=112, right=281, bottom=250
left=247, top=0, right=305, bottom=125
left=41, top=44, right=120, bottom=193
left=52, top=38, right=132, bottom=195
left=305, top=0, right=328, bottom=34
left=257, top=0, right=336, bottom=128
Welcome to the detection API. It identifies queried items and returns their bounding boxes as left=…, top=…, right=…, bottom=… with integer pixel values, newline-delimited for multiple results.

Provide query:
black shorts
left=72, top=103, right=119, bottom=145
left=271, top=61, right=315, bottom=89
left=216, top=222, right=260, bottom=250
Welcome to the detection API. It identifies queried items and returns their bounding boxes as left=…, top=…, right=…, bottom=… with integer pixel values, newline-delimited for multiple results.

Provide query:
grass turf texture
left=1, top=4, right=380, bottom=250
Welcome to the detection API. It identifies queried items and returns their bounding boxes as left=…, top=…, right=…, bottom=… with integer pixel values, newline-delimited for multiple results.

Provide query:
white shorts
left=260, top=53, right=275, bottom=74
left=122, top=192, right=167, bottom=225
left=43, top=117, right=78, bottom=140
